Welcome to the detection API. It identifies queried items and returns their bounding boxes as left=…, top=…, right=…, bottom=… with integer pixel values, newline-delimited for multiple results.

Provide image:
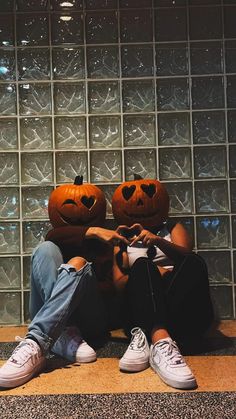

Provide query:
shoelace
left=9, top=337, right=40, bottom=365
left=129, top=329, right=146, bottom=350
left=154, top=339, right=185, bottom=365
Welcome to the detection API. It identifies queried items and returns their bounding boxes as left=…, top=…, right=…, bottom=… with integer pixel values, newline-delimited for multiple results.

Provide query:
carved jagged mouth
left=124, top=210, right=158, bottom=219
left=58, top=212, right=98, bottom=226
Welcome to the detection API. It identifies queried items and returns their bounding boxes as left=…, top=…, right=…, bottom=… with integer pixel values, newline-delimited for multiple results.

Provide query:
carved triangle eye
left=141, top=183, right=156, bottom=198
left=81, top=196, right=95, bottom=209
left=122, top=185, right=136, bottom=201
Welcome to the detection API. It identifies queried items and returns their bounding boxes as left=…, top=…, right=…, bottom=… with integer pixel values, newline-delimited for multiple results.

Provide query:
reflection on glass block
left=159, top=148, right=191, bottom=180
left=0, top=0, right=14, bottom=11
left=51, top=13, right=83, bottom=45
left=232, top=216, right=236, bottom=247
left=51, top=0, right=83, bottom=10
left=224, top=6, right=236, bottom=38
left=229, top=145, right=236, bottom=177
left=23, top=256, right=31, bottom=288
left=23, top=221, right=51, bottom=253
left=227, top=76, right=236, bottom=108
left=165, top=182, right=193, bottom=214
left=124, top=149, right=156, bottom=180
left=158, top=113, right=190, bottom=145
left=89, top=116, right=121, bottom=148
left=199, top=251, right=232, bottom=283
left=230, top=180, right=236, bottom=212
left=0, top=153, right=18, bottom=184
left=99, top=184, right=117, bottom=218
left=55, top=117, right=86, bottom=149
left=189, top=6, right=222, bottom=40
left=22, top=186, right=52, bottom=218
left=120, top=9, right=153, bottom=43
left=56, top=152, right=88, bottom=183
left=120, top=0, right=152, bottom=7
left=196, top=216, right=230, bottom=249
left=0, top=188, right=19, bottom=218
left=54, top=83, right=85, bottom=114
left=19, top=83, right=51, bottom=116
left=156, top=43, right=188, bottom=76
left=16, top=14, right=49, bottom=46
left=194, top=146, right=226, bottom=178
left=121, top=45, right=153, bottom=78
left=24, top=291, right=30, bottom=324
left=0, top=257, right=21, bottom=288
left=21, top=152, right=53, bottom=184
left=0, top=84, right=16, bottom=115
left=155, top=8, right=187, bottom=42
left=123, top=115, right=155, bottom=147
left=123, top=80, right=155, bottom=113
left=85, top=0, right=117, bottom=8
left=86, top=11, right=118, bottom=44
left=226, top=40, right=236, bottom=70
left=210, top=286, right=233, bottom=319
left=195, top=181, right=229, bottom=213
left=90, top=151, right=121, bottom=182
left=0, top=49, right=15, bottom=80
left=169, top=216, right=195, bottom=245
left=53, top=48, right=84, bottom=79
left=20, top=118, right=52, bottom=149
left=87, top=46, right=119, bottom=79
left=190, top=41, right=223, bottom=74
left=0, top=119, right=17, bottom=149
left=228, top=110, right=236, bottom=143
left=0, top=222, right=20, bottom=253
left=0, top=292, right=21, bottom=324
left=18, top=48, right=50, bottom=80
left=192, top=111, right=225, bottom=144
left=157, top=78, right=189, bottom=110
left=192, top=77, right=224, bottom=109
left=17, top=0, right=48, bottom=10
left=155, top=0, right=186, bottom=5
left=0, top=15, right=14, bottom=46
left=88, top=82, right=119, bottom=114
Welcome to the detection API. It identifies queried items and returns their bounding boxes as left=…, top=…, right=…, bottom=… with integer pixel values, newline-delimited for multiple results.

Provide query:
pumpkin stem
left=74, top=175, right=83, bottom=185
left=133, top=173, right=143, bottom=180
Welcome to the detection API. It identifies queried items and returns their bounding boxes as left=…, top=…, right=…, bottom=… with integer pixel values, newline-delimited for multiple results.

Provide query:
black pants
left=124, top=254, right=214, bottom=340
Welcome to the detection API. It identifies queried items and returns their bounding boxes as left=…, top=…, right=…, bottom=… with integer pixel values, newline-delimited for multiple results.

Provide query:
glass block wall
left=0, top=0, right=235, bottom=324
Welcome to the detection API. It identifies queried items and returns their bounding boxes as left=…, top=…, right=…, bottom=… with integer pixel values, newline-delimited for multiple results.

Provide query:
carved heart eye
left=122, top=185, right=136, bottom=201
left=81, top=196, right=95, bottom=209
left=62, top=199, right=77, bottom=206
left=141, top=183, right=156, bottom=198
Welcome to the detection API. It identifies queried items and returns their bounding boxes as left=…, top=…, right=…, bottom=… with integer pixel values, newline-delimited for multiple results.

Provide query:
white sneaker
left=52, top=327, right=97, bottom=363
left=119, top=327, right=149, bottom=372
left=0, top=337, right=45, bottom=388
left=149, top=337, right=197, bottom=389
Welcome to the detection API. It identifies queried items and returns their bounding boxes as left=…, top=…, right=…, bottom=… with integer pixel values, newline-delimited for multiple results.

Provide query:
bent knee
left=68, top=256, right=88, bottom=271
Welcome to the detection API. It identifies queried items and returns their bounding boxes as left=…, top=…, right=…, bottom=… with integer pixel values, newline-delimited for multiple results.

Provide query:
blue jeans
left=26, top=241, right=107, bottom=353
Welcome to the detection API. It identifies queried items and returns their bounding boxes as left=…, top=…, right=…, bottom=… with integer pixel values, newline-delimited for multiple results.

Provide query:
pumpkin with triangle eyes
left=48, top=175, right=106, bottom=228
left=112, top=175, right=169, bottom=228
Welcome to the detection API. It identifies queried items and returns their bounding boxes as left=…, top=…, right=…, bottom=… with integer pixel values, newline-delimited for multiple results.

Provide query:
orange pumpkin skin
left=112, top=177, right=169, bottom=228
left=48, top=176, right=106, bottom=228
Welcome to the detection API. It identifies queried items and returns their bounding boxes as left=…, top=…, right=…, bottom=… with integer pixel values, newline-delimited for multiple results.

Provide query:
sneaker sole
left=0, top=359, right=46, bottom=389
left=149, top=358, right=197, bottom=390
left=119, top=360, right=149, bottom=372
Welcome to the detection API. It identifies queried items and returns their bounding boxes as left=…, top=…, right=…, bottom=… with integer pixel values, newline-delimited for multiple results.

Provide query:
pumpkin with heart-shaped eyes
left=112, top=174, right=169, bottom=228
left=48, top=175, right=106, bottom=228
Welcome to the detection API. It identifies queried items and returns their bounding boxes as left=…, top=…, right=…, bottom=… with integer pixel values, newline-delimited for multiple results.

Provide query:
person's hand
left=130, top=228, right=158, bottom=247
left=86, top=226, right=129, bottom=246
left=116, top=223, right=143, bottom=242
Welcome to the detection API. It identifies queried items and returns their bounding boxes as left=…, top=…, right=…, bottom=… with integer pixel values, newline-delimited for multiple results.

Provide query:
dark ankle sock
left=26, top=334, right=41, bottom=347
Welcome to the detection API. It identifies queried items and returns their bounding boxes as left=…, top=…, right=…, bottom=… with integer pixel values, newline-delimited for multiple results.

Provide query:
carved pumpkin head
left=48, top=175, right=106, bottom=228
left=112, top=174, right=169, bottom=228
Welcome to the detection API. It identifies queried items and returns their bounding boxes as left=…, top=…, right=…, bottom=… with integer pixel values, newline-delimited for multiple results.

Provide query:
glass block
left=156, top=78, right=189, bottom=111
left=227, top=76, right=236, bottom=108
left=155, top=8, right=187, bottom=42
left=155, top=0, right=186, bottom=5
left=192, top=111, right=226, bottom=144
left=199, top=251, right=232, bottom=284
left=230, top=180, right=236, bottom=212
left=194, top=146, right=227, bottom=178
left=51, top=0, right=83, bottom=10
left=225, top=41, right=236, bottom=74
left=190, top=42, right=223, bottom=75
left=16, top=14, right=49, bottom=46
left=86, top=11, right=118, bottom=44
left=0, top=49, right=15, bottom=81
left=89, top=116, right=121, bottom=148
left=121, top=45, right=153, bottom=78
left=159, top=148, right=191, bottom=180
left=0, top=292, right=21, bottom=324
left=0, top=222, right=20, bottom=253
left=189, top=6, right=222, bottom=40
left=229, top=145, right=236, bottom=179
left=120, top=9, right=153, bottom=43
left=224, top=6, right=236, bottom=38
left=156, top=43, right=188, bottom=76
left=53, top=48, right=84, bottom=80
left=17, top=0, right=48, bottom=10
left=120, top=0, right=152, bottom=7
left=55, top=117, right=86, bottom=149
left=210, top=286, right=233, bottom=319
left=90, top=150, right=122, bottom=183
left=56, top=152, right=88, bottom=183
left=24, top=291, right=30, bottom=323
left=196, top=216, right=230, bottom=249
left=0, top=15, right=14, bottom=47
left=191, top=77, right=224, bottom=109
left=158, top=113, right=190, bottom=145
left=51, top=13, right=83, bottom=45
left=22, top=186, right=52, bottom=218
left=0, top=188, right=19, bottom=218
left=124, top=149, right=157, bottom=180
left=20, top=118, right=52, bottom=150
left=122, top=80, right=155, bottom=113
left=23, top=221, right=51, bottom=253
left=99, top=184, right=117, bottom=219
left=228, top=111, right=236, bottom=143
left=195, top=181, right=229, bottom=213
left=123, top=115, right=155, bottom=147
left=189, top=0, right=220, bottom=4
left=0, top=0, right=14, bottom=11
left=234, top=252, right=236, bottom=284
left=19, top=83, right=51, bottom=116
left=0, top=153, right=18, bottom=184
left=0, top=84, right=16, bottom=115
left=0, top=257, right=21, bottom=289
left=54, top=83, right=85, bottom=115
left=87, top=46, right=119, bottom=79
left=165, top=182, right=193, bottom=214
left=23, top=256, right=31, bottom=289
left=0, top=119, right=17, bottom=150
left=21, top=152, right=53, bottom=184
left=85, top=0, right=117, bottom=9
left=233, top=216, right=236, bottom=248
left=88, top=81, right=119, bottom=114
left=18, top=48, right=50, bottom=81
